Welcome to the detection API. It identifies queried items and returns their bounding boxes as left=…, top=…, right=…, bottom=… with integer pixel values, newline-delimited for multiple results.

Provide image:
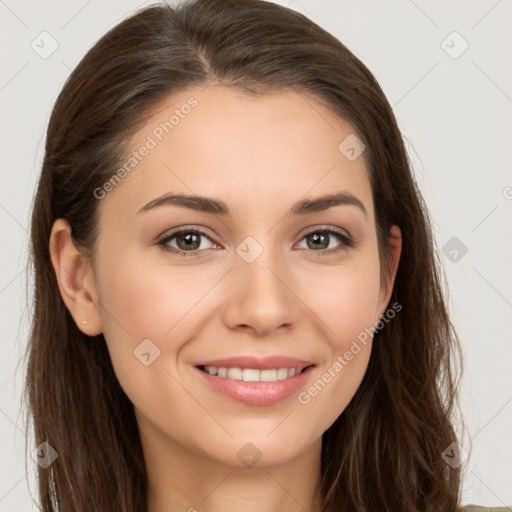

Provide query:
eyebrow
left=136, top=190, right=367, bottom=219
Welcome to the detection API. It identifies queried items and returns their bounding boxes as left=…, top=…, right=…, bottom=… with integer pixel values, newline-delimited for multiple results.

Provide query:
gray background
left=1, top=0, right=511, bottom=509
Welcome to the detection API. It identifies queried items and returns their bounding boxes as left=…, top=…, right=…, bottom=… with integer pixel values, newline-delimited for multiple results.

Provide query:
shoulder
left=461, top=505, right=512, bottom=511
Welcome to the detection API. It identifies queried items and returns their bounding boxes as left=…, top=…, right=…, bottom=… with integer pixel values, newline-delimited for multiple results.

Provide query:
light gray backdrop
left=1, top=0, right=511, bottom=510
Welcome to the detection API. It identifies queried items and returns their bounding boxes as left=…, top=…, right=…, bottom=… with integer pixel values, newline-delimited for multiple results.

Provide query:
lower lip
left=194, top=365, right=315, bottom=406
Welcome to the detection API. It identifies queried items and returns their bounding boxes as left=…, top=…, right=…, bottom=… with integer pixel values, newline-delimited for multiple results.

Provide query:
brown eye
left=297, top=228, right=354, bottom=254
left=175, top=232, right=202, bottom=251
left=305, top=231, right=330, bottom=250
left=157, top=229, right=216, bottom=256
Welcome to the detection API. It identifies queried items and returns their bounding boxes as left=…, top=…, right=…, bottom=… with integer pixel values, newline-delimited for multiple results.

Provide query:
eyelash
left=156, top=226, right=355, bottom=258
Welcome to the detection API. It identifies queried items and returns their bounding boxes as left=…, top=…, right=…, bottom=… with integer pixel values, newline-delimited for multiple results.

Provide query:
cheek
left=297, top=342, right=372, bottom=438
left=95, top=249, right=230, bottom=390
left=94, top=253, right=216, bottom=422
left=98, top=251, right=214, bottom=339
left=297, top=254, right=382, bottom=346
left=293, top=256, right=380, bottom=429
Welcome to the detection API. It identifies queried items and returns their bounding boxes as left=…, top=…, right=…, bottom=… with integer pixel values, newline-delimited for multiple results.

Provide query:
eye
left=156, top=226, right=355, bottom=257
left=296, top=227, right=355, bottom=254
left=157, top=228, right=218, bottom=256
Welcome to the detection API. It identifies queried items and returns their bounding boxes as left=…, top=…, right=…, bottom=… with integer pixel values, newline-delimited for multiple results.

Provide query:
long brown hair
left=24, top=0, right=466, bottom=510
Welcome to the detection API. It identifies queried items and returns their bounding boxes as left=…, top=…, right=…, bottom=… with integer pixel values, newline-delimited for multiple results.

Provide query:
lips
left=193, top=355, right=316, bottom=406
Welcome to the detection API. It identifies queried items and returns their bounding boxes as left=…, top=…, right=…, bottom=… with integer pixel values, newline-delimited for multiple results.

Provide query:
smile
left=199, top=365, right=304, bottom=382
left=193, top=356, right=316, bottom=406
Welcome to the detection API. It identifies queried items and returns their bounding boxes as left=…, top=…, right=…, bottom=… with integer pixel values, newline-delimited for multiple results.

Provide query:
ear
left=376, top=224, right=402, bottom=320
left=49, top=218, right=102, bottom=336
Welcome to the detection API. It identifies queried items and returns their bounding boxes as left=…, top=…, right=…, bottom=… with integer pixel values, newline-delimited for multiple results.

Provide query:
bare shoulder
left=461, top=505, right=512, bottom=512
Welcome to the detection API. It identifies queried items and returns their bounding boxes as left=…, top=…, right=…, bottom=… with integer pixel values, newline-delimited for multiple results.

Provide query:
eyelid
left=156, top=225, right=220, bottom=254
left=156, top=224, right=217, bottom=240
left=156, top=224, right=355, bottom=256
left=299, top=224, right=351, bottom=240
left=295, top=225, right=355, bottom=253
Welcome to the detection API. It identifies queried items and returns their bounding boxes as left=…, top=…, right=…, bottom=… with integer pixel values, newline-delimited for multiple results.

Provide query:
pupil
left=179, top=233, right=199, bottom=250
left=309, top=232, right=328, bottom=250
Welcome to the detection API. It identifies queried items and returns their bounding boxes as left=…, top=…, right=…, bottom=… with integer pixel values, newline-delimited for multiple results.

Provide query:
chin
left=198, top=432, right=317, bottom=470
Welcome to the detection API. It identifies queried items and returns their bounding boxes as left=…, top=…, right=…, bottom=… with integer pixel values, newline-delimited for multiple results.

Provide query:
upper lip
left=194, top=356, right=315, bottom=372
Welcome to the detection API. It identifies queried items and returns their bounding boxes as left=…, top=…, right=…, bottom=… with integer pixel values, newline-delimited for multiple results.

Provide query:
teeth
left=260, top=369, right=277, bottom=382
left=203, top=365, right=302, bottom=381
left=227, top=367, right=242, bottom=380
left=243, top=368, right=260, bottom=381
left=276, top=368, right=288, bottom=380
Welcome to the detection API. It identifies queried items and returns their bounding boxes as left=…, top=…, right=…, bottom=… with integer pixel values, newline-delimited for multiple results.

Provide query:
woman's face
left=72, top=86, right=401, bottom=468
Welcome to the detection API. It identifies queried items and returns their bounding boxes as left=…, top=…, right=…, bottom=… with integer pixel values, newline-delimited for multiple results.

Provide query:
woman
left=24, top=0, right=506, bottom=510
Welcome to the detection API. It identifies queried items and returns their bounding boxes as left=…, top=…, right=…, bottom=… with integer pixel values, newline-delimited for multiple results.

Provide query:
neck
left=142, top=424, right=323, bottom=512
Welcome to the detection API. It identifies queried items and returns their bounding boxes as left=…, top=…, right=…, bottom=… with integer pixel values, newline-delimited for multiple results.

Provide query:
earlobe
left=377, top=224, right=402, bottom=319
left=49, top=218, right=103, bottom=336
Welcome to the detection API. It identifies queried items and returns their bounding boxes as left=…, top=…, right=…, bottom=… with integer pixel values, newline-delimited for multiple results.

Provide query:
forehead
left=98, top=85, right=373, bottom=222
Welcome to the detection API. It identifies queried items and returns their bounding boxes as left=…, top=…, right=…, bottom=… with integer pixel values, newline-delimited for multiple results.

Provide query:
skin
left=50, top=86, right=402, bottom=512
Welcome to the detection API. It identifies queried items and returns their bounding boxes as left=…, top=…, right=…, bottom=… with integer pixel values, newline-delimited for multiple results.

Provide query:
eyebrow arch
left=136, top=190, right=367, bottom=219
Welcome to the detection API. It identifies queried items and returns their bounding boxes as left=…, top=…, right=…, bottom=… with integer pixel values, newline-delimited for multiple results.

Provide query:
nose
left=222, top=249, right=298, bottom=337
